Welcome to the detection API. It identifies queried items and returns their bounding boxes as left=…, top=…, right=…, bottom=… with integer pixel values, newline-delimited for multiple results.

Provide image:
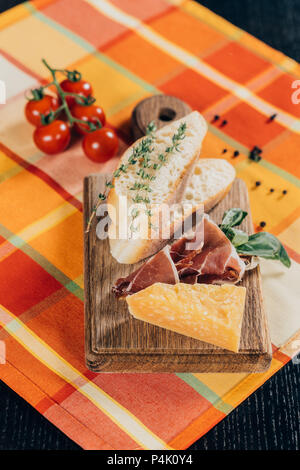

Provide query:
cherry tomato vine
left=25, top=59, right=119, bottom=161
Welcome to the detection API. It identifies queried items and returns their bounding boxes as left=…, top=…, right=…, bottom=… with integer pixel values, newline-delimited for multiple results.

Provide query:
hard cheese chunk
left=126, top=283, right=246, bottom=352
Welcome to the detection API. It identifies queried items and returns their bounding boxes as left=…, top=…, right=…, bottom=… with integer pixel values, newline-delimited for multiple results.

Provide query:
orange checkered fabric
left=0, top=0, right=299, bottom=450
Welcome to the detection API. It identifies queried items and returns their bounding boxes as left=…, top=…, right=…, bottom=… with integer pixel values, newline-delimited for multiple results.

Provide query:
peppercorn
left=221, top=119, right=228, bottom=126
left=282, top=190, right=287, bottom=195
left=222, top=148, right=228, bottom=154
left=255, top=181, right=261, bottom=187
left=251, top=154, right=261, bottom=162
left=249, top=146, right=262, bottom=162
left=233, top=150, right=240, bottom=157
left=260, top=221, right=266, bottom=228
left=269, top=113, right=277, bottom=121
left=213, top=115, right=220, bottom=122
left=253, top=146, right=262, bottom=154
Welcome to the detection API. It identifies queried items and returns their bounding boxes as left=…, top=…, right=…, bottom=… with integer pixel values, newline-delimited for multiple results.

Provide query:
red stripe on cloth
left=36, top=396, right=53, bottom=414
left=110, top=0, right=174, bottom=23
left=92, top=373, right=212, bottom=442
left=0, top=143, right=82, bottom=212
left=99, top=29, right=134, bottom=52
left=273, top=348, right=291, bottom=365
left=52, top=382, right=77, bottom=403
left=57, top=388, right=140, bottom=450
left=0, top=48, right=45, bottom=84
left=284, top=244, right=300, bottom=263
left=98, top=5, right=175, bottom=53
left=38, top=0, right=128, bottom=49
left=44, top=402, right=116, bottom=450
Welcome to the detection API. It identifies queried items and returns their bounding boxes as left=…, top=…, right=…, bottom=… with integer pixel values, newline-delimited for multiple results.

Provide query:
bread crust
left=108, top=144, right=202, bottom=264
left=107, top=111, right=207, bottom=264
left=106, top=114, right=237, bottom=265
left=203, top=182, right=232, bottom=213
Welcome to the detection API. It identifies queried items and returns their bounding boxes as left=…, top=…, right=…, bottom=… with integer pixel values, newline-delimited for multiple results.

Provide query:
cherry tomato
left=71, top=103, right=106, bottom=135
left=25, top=94, right=60, bottom=127
left=33, top=120, right=71, bottom=155
left=82, top=127, right=119, bottom=163
left=60, top=79, right=93, bottom=107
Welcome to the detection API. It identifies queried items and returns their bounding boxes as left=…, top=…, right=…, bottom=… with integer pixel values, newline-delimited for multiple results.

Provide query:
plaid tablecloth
left=0, top=0, right=299, bottom=450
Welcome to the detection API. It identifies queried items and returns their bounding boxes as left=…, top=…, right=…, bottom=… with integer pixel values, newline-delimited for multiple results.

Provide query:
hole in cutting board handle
left=159, top=107, right=176, bottom=122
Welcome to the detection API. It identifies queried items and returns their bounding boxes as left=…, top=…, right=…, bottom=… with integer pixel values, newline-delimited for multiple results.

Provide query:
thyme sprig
left=152, top=122, right=187, bottom=171
left=85, top=121, right=187, bottom=235
left=130, top=182, right=152, bottom=192
left=130, top=121, right=187, bottom=233
left=85, top=122, right=156, bottom=233
left=85, top=191, right=107, bottom=233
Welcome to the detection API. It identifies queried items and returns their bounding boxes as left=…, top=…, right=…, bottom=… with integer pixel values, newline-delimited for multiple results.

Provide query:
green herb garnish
left=220, top=208, right=291, bottom=267
left=222, top=226, right=249, bottom=247
left=221, top=208, right=248, bottom=228
left=146, top=121, right=157, bottom=136
left=130, top=223, right=140, bottom=233
left=131, top=208, right=139, bottom=219
left=128, top=121, right=187, bottom=233
left=236, top=232, right=291, bottom=267
left=130, top=182, right=152, bottom=192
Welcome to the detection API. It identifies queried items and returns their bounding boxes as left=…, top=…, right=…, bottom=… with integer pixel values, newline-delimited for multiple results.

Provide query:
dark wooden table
left=0, top=0, right=299, bottom=450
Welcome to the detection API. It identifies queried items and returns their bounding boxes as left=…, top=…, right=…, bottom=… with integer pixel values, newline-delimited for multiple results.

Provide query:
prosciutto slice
left=112, top=246, right=179, bottom=297
left=171, top=215, right=245, bottom=284
left=113, top=215, right=245, bottom=297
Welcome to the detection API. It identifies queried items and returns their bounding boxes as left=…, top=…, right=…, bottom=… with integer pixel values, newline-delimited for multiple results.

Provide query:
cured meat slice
left=170, top=219, right=204, bottom=264
left=172, top=216, right=245, bottom=284
left=112, top=246, right=179, bottom=297
left=113, top=215, right=245, bottom=297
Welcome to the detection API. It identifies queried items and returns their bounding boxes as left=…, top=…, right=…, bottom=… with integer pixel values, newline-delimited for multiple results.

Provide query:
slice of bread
left=107, top=111, right=207, bottom=264
left=182, top=158, right=235, bottom=212
left=106, top=110, right=235, bottom=265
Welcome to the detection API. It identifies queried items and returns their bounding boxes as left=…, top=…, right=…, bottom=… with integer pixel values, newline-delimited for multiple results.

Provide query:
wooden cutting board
left=84, top=175, right=272, bottom=373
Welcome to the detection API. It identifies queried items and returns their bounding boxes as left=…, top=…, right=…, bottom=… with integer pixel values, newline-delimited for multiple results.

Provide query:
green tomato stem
left=39, top=59, right=99, bottom=130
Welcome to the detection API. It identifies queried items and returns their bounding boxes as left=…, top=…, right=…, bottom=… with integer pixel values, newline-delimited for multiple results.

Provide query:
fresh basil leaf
left=221, top=208, right=248, bottom=228
left=277, top=243, right=292, bottom=268
left=222, top=227, right=249, bottom=247
left=237, top=232, right=291, bottom=268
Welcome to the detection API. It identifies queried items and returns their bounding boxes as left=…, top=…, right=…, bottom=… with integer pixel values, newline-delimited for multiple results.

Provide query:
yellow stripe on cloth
left=17, top=202, right=77, bottom=243
left=0, top=305, right=171, bottom=450
left=86, top=0, right=300, bottom=133
left=0, top=202, right=78, bottom=262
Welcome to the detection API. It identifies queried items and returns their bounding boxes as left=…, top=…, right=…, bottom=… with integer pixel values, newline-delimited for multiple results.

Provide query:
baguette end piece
left=107, top=111, right=208, bottom=264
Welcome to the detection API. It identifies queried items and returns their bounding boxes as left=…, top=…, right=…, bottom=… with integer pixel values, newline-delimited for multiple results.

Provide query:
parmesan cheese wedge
left=126, top=283, right=246, bottom=352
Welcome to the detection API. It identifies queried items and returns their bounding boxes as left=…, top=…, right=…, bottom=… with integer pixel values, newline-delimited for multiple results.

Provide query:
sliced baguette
left=107, top=111, right=207, bottom=264
left=182, top=158, right=235, bottom=212
left=169, top=158, right=235, bottom=239
left=108, top=157, right=235, bottom=264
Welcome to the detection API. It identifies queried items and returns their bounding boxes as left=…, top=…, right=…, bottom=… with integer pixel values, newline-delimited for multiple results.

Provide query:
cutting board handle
left=131, top=95, right=192, bottom=140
